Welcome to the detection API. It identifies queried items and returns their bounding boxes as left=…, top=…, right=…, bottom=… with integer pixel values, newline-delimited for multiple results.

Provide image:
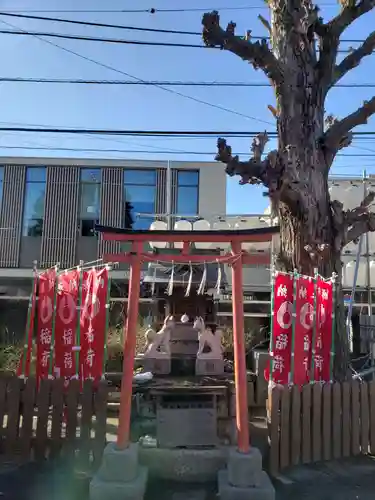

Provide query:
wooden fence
left=0, top=376, right=108, bottom=468
left=268, top=380, right=375, bottom=475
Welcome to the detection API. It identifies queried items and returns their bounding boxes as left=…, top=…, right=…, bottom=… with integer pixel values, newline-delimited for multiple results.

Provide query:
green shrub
left=0, top=343, right=23, bottom=373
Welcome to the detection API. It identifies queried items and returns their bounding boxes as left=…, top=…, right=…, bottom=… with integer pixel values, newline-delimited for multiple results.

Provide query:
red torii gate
left=96, top=224, right=279, bottom=454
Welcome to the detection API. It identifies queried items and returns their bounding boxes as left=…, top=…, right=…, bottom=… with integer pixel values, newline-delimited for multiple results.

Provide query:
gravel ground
left=1, top=456, right=375, bottom=500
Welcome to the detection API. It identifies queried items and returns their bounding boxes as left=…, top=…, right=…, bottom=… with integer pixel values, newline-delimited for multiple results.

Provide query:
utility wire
left=0, top=29, right=209, bottom=48
left=0, top=4, right=338, bottom=14
left=0, top=11, right=366, bottom=43
left=0, top=127, right=374, bottom=137
left=0, top=28, right=363, bottom=52
left=0, top=120, right=188, bottom=154
left=0, top=127, right=281, bottom=136
left=2, top=119, right=373, bottom=154
left=0, top=144, right=370, bottom=158
left=0, top=77, right=374, bottom=88
left=0, top=18, right=273, bottom=126
left=0, top=12, right=202, bottom=37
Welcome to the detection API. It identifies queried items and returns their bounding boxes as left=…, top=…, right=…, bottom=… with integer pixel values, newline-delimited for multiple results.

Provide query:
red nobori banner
left=36, top=268, right=57, bottom=382
left=54, top=269, right=80, bottom=381
left=293, top=276, right=315, bottom=385
left=314, top=277, right=334, bottom=382
left=79, top=268, right=108, bottom=382
left=270, top=272, right=294, bottom=384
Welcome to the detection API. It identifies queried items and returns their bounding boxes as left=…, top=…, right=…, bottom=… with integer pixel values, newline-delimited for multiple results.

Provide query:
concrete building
left=0, top=157, right=226, bottom=273
left=0, top=157, right=227, bottom=335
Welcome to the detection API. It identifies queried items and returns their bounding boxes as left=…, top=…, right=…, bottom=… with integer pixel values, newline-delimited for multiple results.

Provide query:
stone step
left=170, top=489, right=207, bottom=500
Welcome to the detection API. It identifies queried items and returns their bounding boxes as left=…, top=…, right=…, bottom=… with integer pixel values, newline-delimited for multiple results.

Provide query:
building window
left=0, top=167, right=3, bottom=207
left=80, top=168, right=101, bottom=237
left=22, top=167, right=46, bottom=237
left=176, top=170, right=199, bottom=216
left=124, top=169, right=156, bottom=230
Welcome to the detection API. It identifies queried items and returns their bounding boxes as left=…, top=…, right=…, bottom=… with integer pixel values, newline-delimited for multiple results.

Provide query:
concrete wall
left=225, top=264, right=271, bottom=291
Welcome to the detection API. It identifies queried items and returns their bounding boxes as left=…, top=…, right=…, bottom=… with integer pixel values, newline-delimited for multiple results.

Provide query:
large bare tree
left=202, top=0, right=375, bottom=377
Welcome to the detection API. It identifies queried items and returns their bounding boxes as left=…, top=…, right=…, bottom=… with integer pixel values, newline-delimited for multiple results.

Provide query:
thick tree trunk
left=277, top=209, right=349, bottom=378
left=269, top=2, right=350, bottom=379
left=274, top=96, right=350, bottom=378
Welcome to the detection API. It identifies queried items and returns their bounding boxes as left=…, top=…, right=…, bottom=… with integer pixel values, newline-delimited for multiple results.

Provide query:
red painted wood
left=116, top=245, right=142, bottom=449
left=231, top=241, right=250, bottom=453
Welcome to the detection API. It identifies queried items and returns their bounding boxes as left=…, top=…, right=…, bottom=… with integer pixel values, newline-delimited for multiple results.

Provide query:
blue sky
left=0, top=0, right=374, bottom=214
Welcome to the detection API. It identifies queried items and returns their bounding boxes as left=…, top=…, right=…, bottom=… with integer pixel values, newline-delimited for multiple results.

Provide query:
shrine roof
left=95, top=224, right=280, bottom=238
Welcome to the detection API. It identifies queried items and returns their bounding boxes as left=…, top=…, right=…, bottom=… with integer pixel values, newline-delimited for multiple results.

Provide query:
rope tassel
left=197, top=262, right=207, bottom=295
left=215, top=260, right=222, bottom=295
left=167, top=261, right=175, bottom=296
left=185, top=262, right=193, bottom=297
left=151, top=262, right=157, bottom=296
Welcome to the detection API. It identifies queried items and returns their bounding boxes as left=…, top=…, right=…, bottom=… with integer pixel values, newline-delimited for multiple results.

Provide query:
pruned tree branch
left=202, top=11, right=283, bottom=84
left=322, top=114, right=353, bottom=166
left=322, top=96, right=375, bottom=160
left=338, top=190, right=375, bottom=245
left=332, top=191, right=375, bottom=248
left=316, top=1, right=375, bottom=89
left=332, top=31, right=375, bottom=86
left=215, top=133, right=280, bottom=186
left=345, top=213, right=375, bottom=244
left=216, top=137, right=265, bottom=185
left=258, top=14, right=271, bottom=36
left=329, top=1, right=375, bottom=37
left=345, top=191, right=375, bottom=224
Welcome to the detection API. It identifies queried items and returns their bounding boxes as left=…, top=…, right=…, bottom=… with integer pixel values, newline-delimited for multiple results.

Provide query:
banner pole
left=48, top=264, right=60, bottom=379
left=329, top=273, right=337, bottom=382
left=102, top=264, right=112, bottom=378
left=289, top=270, right=298, bottom=385
left=269, top=265, right=276, bottom=384
left=20, top=261, right=38, bottom=378
left=310, top=268, right=319, bottom=384
left=74, top=261, right=84, bottom=380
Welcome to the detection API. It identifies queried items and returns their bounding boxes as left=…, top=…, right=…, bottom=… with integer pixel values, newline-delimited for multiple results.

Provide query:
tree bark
left=269, top=2, right=350, bottom=378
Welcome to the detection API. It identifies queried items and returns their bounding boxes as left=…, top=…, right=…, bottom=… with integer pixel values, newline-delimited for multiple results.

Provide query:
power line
left=0, top=6, right=299, bottom=14
left=0, top=18, right=272, bottom=126
left=0, top=12, right=202, bottom=37
left=0, top=28, right=209, bottom=48
left=0, top=11, right=366, bottom=43
left=0, top=144, right=370, bottom=158
left=2, top=119, right=373, bottom=155
left=0, top=127, right=374, bottom=137
left=0, top=120, right=189, bottom=154
left=0, top=77, right=374, bottom=88
left=0, top=28, right=364, bottom=52
left=0, top=4, right=338, bottom=14
left=0, top=127, right=280, bottom=136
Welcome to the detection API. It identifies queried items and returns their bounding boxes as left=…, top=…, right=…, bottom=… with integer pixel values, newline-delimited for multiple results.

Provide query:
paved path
left=1, top=456, right=375, bottom=499
left=274, top=456, right=375, bottom=500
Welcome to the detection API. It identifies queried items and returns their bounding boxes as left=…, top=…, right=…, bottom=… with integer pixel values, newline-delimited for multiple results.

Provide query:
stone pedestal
left=252, top=350, right=269, bottom=406
left=195, top=357, right=224, bottom=376
left=135, top=355, right=171, bottom=375
left=139, top=356, right=171, bottom=375
left=90, top=443, right=148, bottom=500
left=218, top=447, right=275, bottom=500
